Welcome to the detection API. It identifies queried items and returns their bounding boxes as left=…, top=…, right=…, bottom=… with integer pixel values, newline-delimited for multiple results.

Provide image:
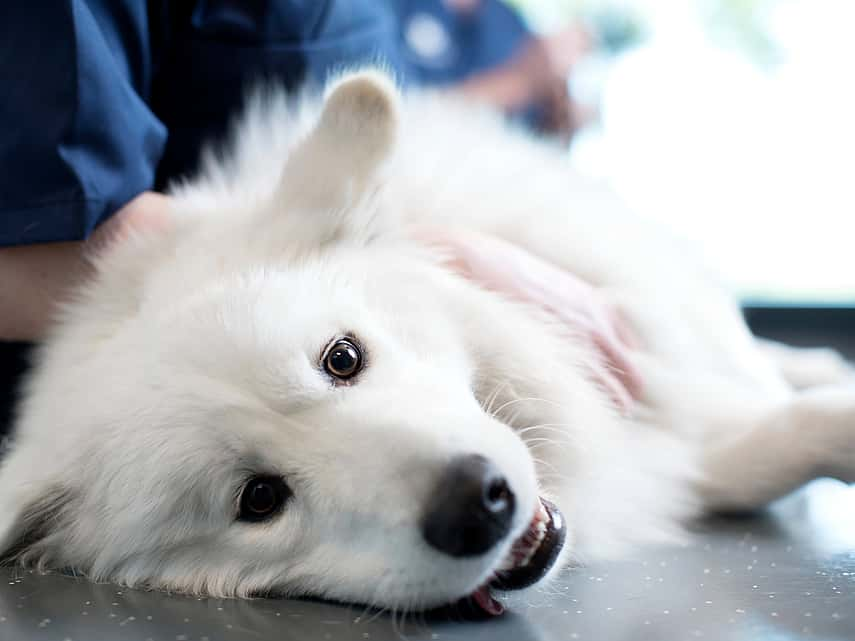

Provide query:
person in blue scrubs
left=0, top=1, right=629, bottom=435
left=393, top=0, right=586, bottom=134
left=0, top=0, right=408, bottom=432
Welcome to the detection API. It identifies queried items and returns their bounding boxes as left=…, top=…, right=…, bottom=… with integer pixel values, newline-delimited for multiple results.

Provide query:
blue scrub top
left=0, top=0, right=531, bottom=248
left=0, top=0, right=407, bottom=247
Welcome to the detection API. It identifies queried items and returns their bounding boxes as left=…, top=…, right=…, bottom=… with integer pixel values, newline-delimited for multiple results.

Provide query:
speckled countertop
left=1, top=479, right=853, bottom=641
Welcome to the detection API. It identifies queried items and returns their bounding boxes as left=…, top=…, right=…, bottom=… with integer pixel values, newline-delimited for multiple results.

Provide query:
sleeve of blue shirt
left=0, top=1, right=406, bottom=248
left=0, top=1, right=166, bottom=247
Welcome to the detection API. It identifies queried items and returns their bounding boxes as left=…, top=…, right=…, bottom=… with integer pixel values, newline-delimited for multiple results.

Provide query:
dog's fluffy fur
left=1, top=70, right=853, bottom=611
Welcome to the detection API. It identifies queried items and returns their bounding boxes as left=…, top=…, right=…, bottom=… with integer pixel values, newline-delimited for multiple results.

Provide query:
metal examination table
left=1, top=479, right=853, bottom=641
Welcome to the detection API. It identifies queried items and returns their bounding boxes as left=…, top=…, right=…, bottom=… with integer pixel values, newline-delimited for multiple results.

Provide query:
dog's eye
left=323, top=338, right=363, bottom=380
left=238, top=476, right=291, bottom=522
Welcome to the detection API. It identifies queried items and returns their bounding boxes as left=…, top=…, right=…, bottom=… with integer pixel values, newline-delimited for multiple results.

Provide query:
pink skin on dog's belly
left=412, top=226, right=643, bottom=413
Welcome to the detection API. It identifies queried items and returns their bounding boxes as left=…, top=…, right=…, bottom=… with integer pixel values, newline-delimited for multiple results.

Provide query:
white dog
left=0, top=70, right=853, bottom=617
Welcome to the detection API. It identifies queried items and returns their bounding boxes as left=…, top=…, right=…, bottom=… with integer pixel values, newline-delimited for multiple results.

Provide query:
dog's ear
left=275, top=70, right=401, bottom=242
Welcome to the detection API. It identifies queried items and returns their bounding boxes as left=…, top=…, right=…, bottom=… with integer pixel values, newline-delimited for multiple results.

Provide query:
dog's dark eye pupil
left=238, top=476, right=290, bottom=522
left=248, top=483, right=275, bottom=513
left=324, top=339, right=362, bottom=379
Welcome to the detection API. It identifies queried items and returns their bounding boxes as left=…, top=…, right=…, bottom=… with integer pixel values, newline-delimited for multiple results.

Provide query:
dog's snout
left=421, top=454, right=516, bottom=558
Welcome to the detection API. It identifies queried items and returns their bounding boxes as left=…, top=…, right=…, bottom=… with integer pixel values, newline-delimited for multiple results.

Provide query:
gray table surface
left=1, top=479, right=853, bottom=641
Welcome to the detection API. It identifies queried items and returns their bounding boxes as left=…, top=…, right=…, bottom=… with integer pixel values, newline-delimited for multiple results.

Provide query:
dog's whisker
left=410, top=586, right=428, bottom=631
left=478, top=380, right=498, bottom=415
left=521, top=428, right=575, bottom=448
left=490, top=396, right=564, bottom=418
left=356, top=594, right=379, bottom=624
left=362, top=573, right=394, bottom=624
left=517, top=425, right=572, bottom=438
left=390, top=598, right=406, bottom=638
left=505, top=407, right=524, bottom=426
left=478, top=379, right=511, bottom=418
left=535, top=470, right=565, bottom=482
left=531, top=456, right=563, bottom=475
left=516, top=422, right=572, bottom=434
left=363, top=602, right=390, bottom=625
left=522, top=436, right=560, bottom=446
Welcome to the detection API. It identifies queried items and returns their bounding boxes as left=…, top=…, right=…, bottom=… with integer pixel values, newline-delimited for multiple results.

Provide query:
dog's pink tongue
left=471, top=585, right=504, bottom=616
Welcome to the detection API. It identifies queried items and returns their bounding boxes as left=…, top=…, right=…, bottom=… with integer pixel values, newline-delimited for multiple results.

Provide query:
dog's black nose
left=421, top=454, right=516, bottom=557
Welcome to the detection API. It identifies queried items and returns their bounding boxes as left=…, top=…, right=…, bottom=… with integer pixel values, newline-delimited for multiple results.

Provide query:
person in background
left=0, top=1, right=636, bottom=435
left=394, top=0, right=591, bottom=136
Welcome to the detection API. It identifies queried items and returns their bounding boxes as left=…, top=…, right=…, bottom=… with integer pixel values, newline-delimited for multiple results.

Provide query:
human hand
left=89, top=191, right=172, bottom=249
left=515, top=23, right=592, bottom=137
left=415, top=227, right=642, bottom=412
left=0, top=191, right=171, bottom=342
left=453, top=22, right=591, bottom=138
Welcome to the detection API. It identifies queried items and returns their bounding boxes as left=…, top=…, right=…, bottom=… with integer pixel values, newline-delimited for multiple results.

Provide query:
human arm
left=0, top=1, right=169, bottom=340
left=0, top=192, right=170, bottom=341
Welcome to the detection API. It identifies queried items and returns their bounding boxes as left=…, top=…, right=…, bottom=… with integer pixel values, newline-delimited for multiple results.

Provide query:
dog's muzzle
left=421, top=455, right=566, bottom=617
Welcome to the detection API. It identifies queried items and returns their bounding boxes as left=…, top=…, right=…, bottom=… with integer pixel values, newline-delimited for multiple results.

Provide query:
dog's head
left=0, top=72, right=594, bottom=615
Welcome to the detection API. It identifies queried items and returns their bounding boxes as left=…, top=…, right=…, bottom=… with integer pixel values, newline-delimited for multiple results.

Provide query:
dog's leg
left=756, top=338, right=854, bottom=390
left=699, top=384, right=855, bottom=512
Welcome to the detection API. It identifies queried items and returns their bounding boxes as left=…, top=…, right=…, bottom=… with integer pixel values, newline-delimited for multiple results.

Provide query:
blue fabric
left=0, top=0, right=406, bottom=247
left=393, top=0, right=531, bottom=85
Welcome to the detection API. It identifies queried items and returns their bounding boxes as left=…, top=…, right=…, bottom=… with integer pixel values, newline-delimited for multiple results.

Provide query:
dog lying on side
left=0, top=70, right=853, bottom=616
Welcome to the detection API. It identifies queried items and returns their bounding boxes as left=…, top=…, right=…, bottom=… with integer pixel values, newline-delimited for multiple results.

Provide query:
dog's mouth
left=459, top=497, right=566, bottom=617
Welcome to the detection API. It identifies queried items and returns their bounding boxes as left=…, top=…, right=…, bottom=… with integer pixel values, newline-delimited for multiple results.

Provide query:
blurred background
left=399, top=0, right=854, bottom=304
